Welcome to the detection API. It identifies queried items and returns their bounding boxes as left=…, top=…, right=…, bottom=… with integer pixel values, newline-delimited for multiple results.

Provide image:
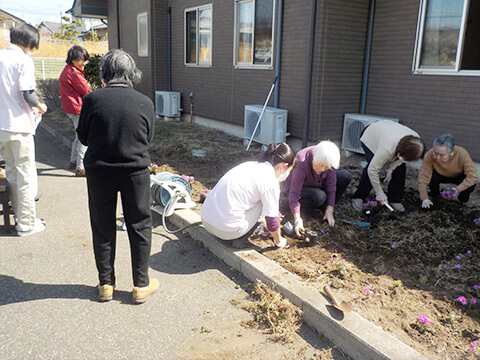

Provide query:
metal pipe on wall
left=302, top=0, right=317, bottom=148
left=360, top=0, right=376, bottom=114
left=116, top=0, right=121, bottom=48
left=273, top=0, right=284, bottom=108
left=168, top=7, right=172, bottom=91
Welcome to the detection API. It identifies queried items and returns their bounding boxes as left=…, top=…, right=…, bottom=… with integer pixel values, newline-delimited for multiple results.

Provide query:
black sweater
left=77, top=86, right=155, bottom=171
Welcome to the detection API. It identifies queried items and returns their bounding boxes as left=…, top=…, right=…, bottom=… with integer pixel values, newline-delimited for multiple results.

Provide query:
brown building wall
left=107, top=0, right=153, bottom=97
left=168, top=0, right=277, bottom=127
left=366, top=0, right=480, bottom=161
left=309, top=0, right=369, bottom=143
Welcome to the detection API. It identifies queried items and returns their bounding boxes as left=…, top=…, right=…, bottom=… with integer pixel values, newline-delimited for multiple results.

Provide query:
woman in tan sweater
left=418, top=134, right=478, bottom=208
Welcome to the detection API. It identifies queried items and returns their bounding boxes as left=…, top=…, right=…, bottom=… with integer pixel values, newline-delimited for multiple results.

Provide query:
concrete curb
left=39, top=121, right=427, bottom=360
left=169, top=209, right=427, bottom=360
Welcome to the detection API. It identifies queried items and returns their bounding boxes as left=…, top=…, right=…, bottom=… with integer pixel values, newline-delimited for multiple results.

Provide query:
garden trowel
left=341, top=219, right=371, bottom=228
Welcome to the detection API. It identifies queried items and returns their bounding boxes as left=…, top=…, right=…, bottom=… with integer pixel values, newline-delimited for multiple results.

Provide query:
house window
left=185, top=4, right=212, bottom=66
left=137, top=12, right=148, bottom=57
left=413, top=0, right=480, bottom=75
left=234, top=0, right=275, bottom=69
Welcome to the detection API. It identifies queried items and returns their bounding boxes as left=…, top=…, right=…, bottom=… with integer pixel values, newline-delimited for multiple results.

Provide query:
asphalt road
left=0, top=127, right=335, bottom=360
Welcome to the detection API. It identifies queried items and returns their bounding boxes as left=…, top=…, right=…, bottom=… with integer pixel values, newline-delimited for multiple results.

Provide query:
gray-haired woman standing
left=77, top=49, right=157, bottom=304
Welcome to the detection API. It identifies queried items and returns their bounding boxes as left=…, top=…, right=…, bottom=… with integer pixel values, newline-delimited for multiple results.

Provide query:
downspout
left=116, top=0, right=121, bottom=48
left=167, top=7, right=172, bottom=91
left=273, top=0, right=284, bottom=108
left=360, top=0, right=375, bottom=114
left=302, top=0, right=317, bottom=148
left=151, top=0, right=156, bottom=98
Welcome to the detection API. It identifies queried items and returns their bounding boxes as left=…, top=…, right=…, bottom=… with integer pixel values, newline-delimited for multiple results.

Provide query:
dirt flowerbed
left=42, top=110, right=480, bottom=359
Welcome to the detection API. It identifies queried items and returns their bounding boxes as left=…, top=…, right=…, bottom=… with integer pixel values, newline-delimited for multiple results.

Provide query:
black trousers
left=299, top=169, right=352, bottom=210
left=428, top=169, right=476, bottom=202
left=86, top=168, right=152, bottom=287
left=353, top=142, right=406, bottom=203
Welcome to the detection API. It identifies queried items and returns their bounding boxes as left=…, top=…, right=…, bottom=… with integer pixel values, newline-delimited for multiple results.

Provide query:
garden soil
left=43, top=109, right=480, bottom=359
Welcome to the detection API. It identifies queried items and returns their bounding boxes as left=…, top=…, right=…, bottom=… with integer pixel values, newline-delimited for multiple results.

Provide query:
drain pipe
left=273, top=0, right=284, bottom=108
left=167, top=7, right=172, bottom=91
left=360, top=0, right=376, bottom=114
left=302, top=0, right=317, bottom=148
left=116, top=0, right=121, bottom=48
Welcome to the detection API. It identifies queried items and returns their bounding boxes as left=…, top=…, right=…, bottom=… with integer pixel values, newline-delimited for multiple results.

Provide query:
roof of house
left=0, top=9, right=25, bottom=23
left=38, top=21, right=62, bottom=35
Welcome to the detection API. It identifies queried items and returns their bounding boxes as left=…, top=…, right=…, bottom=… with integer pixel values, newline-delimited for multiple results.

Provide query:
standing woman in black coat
left=77, top=49, right=157, bottom=304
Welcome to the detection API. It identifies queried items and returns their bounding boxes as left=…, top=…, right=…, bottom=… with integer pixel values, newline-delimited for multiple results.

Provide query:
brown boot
left=75, top=169, right=86, bottom=177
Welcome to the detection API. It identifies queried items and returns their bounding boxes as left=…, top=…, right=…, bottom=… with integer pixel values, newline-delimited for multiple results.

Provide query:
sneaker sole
left=99, top=295, right=113, bottom=302
left=132, top=291, right=156, bottom=304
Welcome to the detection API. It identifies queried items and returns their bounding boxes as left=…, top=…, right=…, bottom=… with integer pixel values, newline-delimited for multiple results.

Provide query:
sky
left=0, top=0, right=73, bottom=26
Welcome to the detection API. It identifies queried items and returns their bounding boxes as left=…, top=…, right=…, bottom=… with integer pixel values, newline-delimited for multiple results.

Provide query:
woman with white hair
left=77, top=49, right=158, bottom=304
left=285, top=141, right=352, bottom=236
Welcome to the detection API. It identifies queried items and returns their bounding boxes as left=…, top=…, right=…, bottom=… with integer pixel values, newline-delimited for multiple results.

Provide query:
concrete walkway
left=0, top=127, right=332, bottom=359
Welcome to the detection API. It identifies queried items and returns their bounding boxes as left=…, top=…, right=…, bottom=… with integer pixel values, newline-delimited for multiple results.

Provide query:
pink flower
left=417, top=315, right=430, bottom=326
left=473, top=285, right=480, bottom=289
left=363, top=286, right=373, bottom=295
left=455, top=296, right=467, bottom=306
left=470, top=297, right=477, bottom=305
left=392, top=242, right=397, bottom=249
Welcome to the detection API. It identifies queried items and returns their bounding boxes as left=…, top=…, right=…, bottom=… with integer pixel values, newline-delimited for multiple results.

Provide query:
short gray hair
left=433, top=134, right=455, bottom=154
left=312, top=140, right=340, bottom=169
left=100, top=49, right=142, bottom=87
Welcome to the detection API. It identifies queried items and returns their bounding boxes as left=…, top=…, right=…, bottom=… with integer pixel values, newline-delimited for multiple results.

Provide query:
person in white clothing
left=0, top=23, right=47, bottom=235
left=201, top=142, right=297, bottom=250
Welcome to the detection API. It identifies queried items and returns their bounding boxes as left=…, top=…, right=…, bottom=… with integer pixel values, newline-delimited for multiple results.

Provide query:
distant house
left=0, top=9, right=24, bottom=40
left=71, top=0, right=480, bottom=161
left=37, top=21, right=62, bottom=40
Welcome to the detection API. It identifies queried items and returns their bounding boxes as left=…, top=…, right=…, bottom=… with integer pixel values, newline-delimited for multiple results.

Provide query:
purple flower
left=455, top=255, right=462, bottom=260
left=452, top=264, right=461, bottom=269
left=363, top=285, right=373, bottom=295
left=467, top=250, right=473, bottom=258
left=470, top=297, right=477, bottom=305
left=473, top=285, right=480, bottom=289
left=455, top=296, right=468, bottom=306
left=443, top=264, right=447, bottom=269
left=417, top=315, right=430, bottom=326
left=392, top=242, right=397, bottom=249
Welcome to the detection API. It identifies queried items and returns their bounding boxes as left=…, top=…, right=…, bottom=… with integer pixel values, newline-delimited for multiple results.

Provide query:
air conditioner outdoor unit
left=244, top=105, right=288, bottom=146
left=155, top=91, right=181, bottom=117
left=341, top=113, right=399, bottom=154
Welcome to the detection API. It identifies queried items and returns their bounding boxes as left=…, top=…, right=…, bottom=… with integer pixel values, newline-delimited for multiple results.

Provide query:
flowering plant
left=199, top=188, right=210, bottom=203
left=330, top=256, right=349, bottom=278
left=393, top=279, right=403, bottom=287
left=446, top=312, right=461, bottom=324
left=181, top=175, right=195, bottom=185
left=417, top=315, right=431, bottom=332
left=469, top=340, right=480, bottom=353
left=363, top=285, right=373, bottom=297
left=474, top=218, right=480, bottom=225
left=148, top=162, right=158, bottom=174
left=441, top=187, right=457, bottom=199
left=455, top=296, right=467, bottom=306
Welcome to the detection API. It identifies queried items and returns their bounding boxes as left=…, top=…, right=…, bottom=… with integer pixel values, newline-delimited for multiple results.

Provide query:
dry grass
left=243, top=281, right=302, bottom=342
left=0, top=38, right=107, bottom=57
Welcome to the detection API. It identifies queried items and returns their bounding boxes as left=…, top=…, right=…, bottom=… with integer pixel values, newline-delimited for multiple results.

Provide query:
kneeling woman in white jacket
left=201, top=143, right=297, bottom=250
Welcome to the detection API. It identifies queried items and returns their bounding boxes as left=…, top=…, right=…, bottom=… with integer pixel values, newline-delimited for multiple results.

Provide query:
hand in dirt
left=383, top=168, right=393, bottom=183
left=323, top=207, right=335, bottom=227
left=421, top=199, right=433, bottom=208
left=294, top=218, right=304, bottom=238
left=376, top=192, right=388, bottom=205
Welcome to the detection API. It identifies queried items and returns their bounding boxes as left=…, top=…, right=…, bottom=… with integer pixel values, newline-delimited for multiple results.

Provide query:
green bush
left=84, top=54, right=102, bottom=89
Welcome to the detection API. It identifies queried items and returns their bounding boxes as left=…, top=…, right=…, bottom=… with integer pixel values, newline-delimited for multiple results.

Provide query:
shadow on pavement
left=0, top=274, right=126, bottom=306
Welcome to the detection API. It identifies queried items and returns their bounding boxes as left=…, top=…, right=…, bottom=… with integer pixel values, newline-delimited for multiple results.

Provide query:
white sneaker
left=275, top=237, right=287, bottom=248
left=18, top=218, right=46, bottom=236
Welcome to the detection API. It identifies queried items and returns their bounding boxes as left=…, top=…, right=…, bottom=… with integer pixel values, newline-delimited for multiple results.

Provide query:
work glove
left=294, top=218, right=304, bottom=238
left=323, top=207, right=335, bottom=227
left=421, top=199, right=433, bottom=209
left=383, top=168, right=393, bottom=183
left=376, top=192, right=388, bottom=205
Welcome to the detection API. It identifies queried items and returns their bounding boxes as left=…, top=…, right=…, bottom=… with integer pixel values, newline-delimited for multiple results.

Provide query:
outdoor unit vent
left=155, top=91, right=181, bottom=117
left=244, top=105, right=288, bottom=146
left=342, top=113, right=399, bottom=154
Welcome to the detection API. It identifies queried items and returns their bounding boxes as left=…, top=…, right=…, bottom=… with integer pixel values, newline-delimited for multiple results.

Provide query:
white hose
left=161, top=192, right=201, bottom=234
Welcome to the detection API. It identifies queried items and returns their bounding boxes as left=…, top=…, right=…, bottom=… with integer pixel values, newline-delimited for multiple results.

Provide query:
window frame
left=233, top=0, right=275, bottom=70
left=137, top=12, right=149, bottom=57
left=184, top=4, right=213, bottom=68
left=412, top=0, right=480, bottom=76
